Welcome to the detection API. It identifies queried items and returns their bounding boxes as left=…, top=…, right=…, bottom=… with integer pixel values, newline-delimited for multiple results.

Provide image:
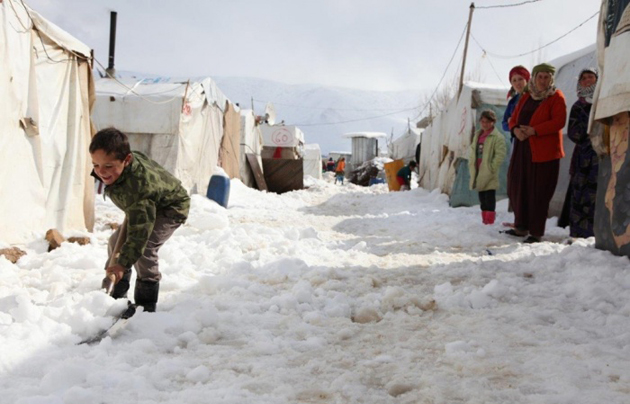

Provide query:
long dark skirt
left=507, top=138, right=560, bottom=237
left=569, top=149, right=599, bottom=238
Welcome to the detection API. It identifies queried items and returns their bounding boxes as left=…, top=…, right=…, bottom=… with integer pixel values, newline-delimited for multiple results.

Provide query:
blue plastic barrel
left=368, top=177, right=385, bottom=186
left=206, top=175, right=230, bottom=208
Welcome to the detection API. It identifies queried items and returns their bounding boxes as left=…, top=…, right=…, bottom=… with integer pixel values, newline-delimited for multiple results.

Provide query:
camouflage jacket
left=94, top=151, right=190, bottom=268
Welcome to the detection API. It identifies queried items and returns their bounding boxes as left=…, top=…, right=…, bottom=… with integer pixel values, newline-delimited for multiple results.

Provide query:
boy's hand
left=106, top=264, right=127, bottom=284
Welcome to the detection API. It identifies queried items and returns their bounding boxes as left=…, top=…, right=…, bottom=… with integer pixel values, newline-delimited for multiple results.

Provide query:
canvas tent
left=93, top=76, right=239, bottom=196
left=417, top=82, right=510, bottom=207
left=239, top=109, right=264, bottom=188
left=591, top=0, right=630, bottom=257
left=547, top=44, right=597, bottom=217
left=0, top=1, right=95, bottom=243
left=390, top=126, right=422, bottom=163
left=303, top=144, right=322, bottom=179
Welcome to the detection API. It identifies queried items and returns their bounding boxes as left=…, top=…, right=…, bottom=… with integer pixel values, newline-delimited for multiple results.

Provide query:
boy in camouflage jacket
left=90, top=128, right=190, bottom=315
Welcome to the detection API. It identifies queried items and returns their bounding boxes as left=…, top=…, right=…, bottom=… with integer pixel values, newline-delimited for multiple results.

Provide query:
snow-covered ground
left=1, top=175, right=629, bottom=404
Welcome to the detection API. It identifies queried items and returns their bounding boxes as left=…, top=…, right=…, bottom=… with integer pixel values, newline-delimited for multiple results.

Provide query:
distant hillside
left=213, top=77, right=422, bottom=155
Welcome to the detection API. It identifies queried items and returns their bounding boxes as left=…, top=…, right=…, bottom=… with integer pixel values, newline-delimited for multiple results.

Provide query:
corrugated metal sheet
left=351, top=137, right=379, bottom=165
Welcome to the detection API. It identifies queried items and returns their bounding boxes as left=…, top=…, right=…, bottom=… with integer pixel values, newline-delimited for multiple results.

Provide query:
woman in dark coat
left=567, top=68, right=599, bottom=238
left=506, top=63, right=567, bottom=243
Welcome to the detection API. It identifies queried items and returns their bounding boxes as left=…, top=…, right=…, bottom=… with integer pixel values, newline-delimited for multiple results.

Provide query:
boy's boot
left=110, top=268, right=132, bottom=299
left=486, top=211, right=496, bottom=225
left=134, top=279, right=160, bottom=313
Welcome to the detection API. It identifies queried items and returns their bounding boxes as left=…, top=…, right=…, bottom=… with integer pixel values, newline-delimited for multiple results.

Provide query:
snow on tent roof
left=304, top=144, right=321, bottom=153
left=549, top=44, right=596, bottom=73
left=342, top=132, right=388, bottom=139
left=94, top=76, right=231, bottom=135
left=96, top=76, right=229, bottom=109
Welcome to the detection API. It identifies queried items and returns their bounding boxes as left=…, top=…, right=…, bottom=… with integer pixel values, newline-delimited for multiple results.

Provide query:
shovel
left=101, top=218, right=127, bottom=296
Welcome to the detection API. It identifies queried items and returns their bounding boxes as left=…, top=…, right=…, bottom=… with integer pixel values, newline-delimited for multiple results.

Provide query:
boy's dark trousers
left=107, top=213, right=183, bottom=310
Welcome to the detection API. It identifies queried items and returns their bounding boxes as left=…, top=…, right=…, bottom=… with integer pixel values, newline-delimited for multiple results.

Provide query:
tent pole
left=458, top=3, right=475, bottom=98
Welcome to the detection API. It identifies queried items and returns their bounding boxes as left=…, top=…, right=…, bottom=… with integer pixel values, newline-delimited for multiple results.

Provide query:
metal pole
left=106, top=11, right=117, bottom=77
left=458, top=3, right=475, bottom=97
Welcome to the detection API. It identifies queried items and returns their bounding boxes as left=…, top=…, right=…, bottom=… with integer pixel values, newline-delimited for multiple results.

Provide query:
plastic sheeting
left=593, top=0, right=630, bottom=122
left=417, top=83, right=509, bottom=207
left=0, top=2, right=94, bottom=243
left=303, top=144, right=322, bottom=179
left=593, top=0, right=630, bottom=258
left=390, top=127, right=421, bottom=162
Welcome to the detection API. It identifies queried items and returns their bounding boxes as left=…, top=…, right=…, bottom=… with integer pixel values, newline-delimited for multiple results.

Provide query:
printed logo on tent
left=182, top=103, right=192, bottom=116
left=271, top=128, right=293, bottom=146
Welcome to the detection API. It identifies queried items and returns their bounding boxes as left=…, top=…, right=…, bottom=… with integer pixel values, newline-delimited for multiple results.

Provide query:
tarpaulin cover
left=0, top=1, right=94, bottom=243
left=303, top=144, right=322, bottom=179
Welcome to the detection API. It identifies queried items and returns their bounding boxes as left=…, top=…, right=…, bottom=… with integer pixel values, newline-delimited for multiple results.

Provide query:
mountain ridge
left=212, top=76, right=422, bottom=154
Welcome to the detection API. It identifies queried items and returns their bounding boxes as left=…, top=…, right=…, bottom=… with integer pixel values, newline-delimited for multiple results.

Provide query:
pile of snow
left=1, top=177, right=629, bottom=403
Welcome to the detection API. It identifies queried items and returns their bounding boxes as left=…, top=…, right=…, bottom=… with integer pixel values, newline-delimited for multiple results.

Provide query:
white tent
left=0, top=1, right=95, bottom=243
left=303, top=144, right=322, bottom=179
left=418, top=82, right=510, bottom=207
left=93, top=76, right=235, bottom=196
left=239, top=109, right=264, bottom=188
left=390, top=126, right=422, bottom=162
left=592, top=1, right=630, bottom=124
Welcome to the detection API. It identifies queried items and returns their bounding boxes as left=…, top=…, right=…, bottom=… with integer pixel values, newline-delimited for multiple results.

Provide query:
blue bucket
left=206, top=175, right=230, bottom=208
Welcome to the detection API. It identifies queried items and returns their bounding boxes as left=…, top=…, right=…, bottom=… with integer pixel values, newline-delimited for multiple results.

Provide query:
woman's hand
left=513, top=127, right=530, bottom=141
left=521, top=125, right=537, bottom=137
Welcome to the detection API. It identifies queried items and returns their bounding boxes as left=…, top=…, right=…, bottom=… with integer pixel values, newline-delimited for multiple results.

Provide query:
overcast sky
left=25, top=0, right=599, bottom=94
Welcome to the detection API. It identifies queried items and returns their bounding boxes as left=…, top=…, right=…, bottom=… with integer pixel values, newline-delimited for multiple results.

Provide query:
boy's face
left=91, top=149, right=131, bottom=185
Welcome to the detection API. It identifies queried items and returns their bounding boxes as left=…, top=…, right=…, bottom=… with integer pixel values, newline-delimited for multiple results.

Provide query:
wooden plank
left=262, top=159, right=304, bottom=194
left=246, top=153, right=268, bottom=191
left=219, top=102, right=241, bottom=179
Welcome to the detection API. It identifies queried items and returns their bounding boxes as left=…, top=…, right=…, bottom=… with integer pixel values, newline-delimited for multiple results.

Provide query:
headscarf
left=509, top=65, right=531, bottom=83
left=507, top=65, right=531, bottom=98
left=527, top=63, right=557, bottom=101
left=576, top=68, right=598, bottom=103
